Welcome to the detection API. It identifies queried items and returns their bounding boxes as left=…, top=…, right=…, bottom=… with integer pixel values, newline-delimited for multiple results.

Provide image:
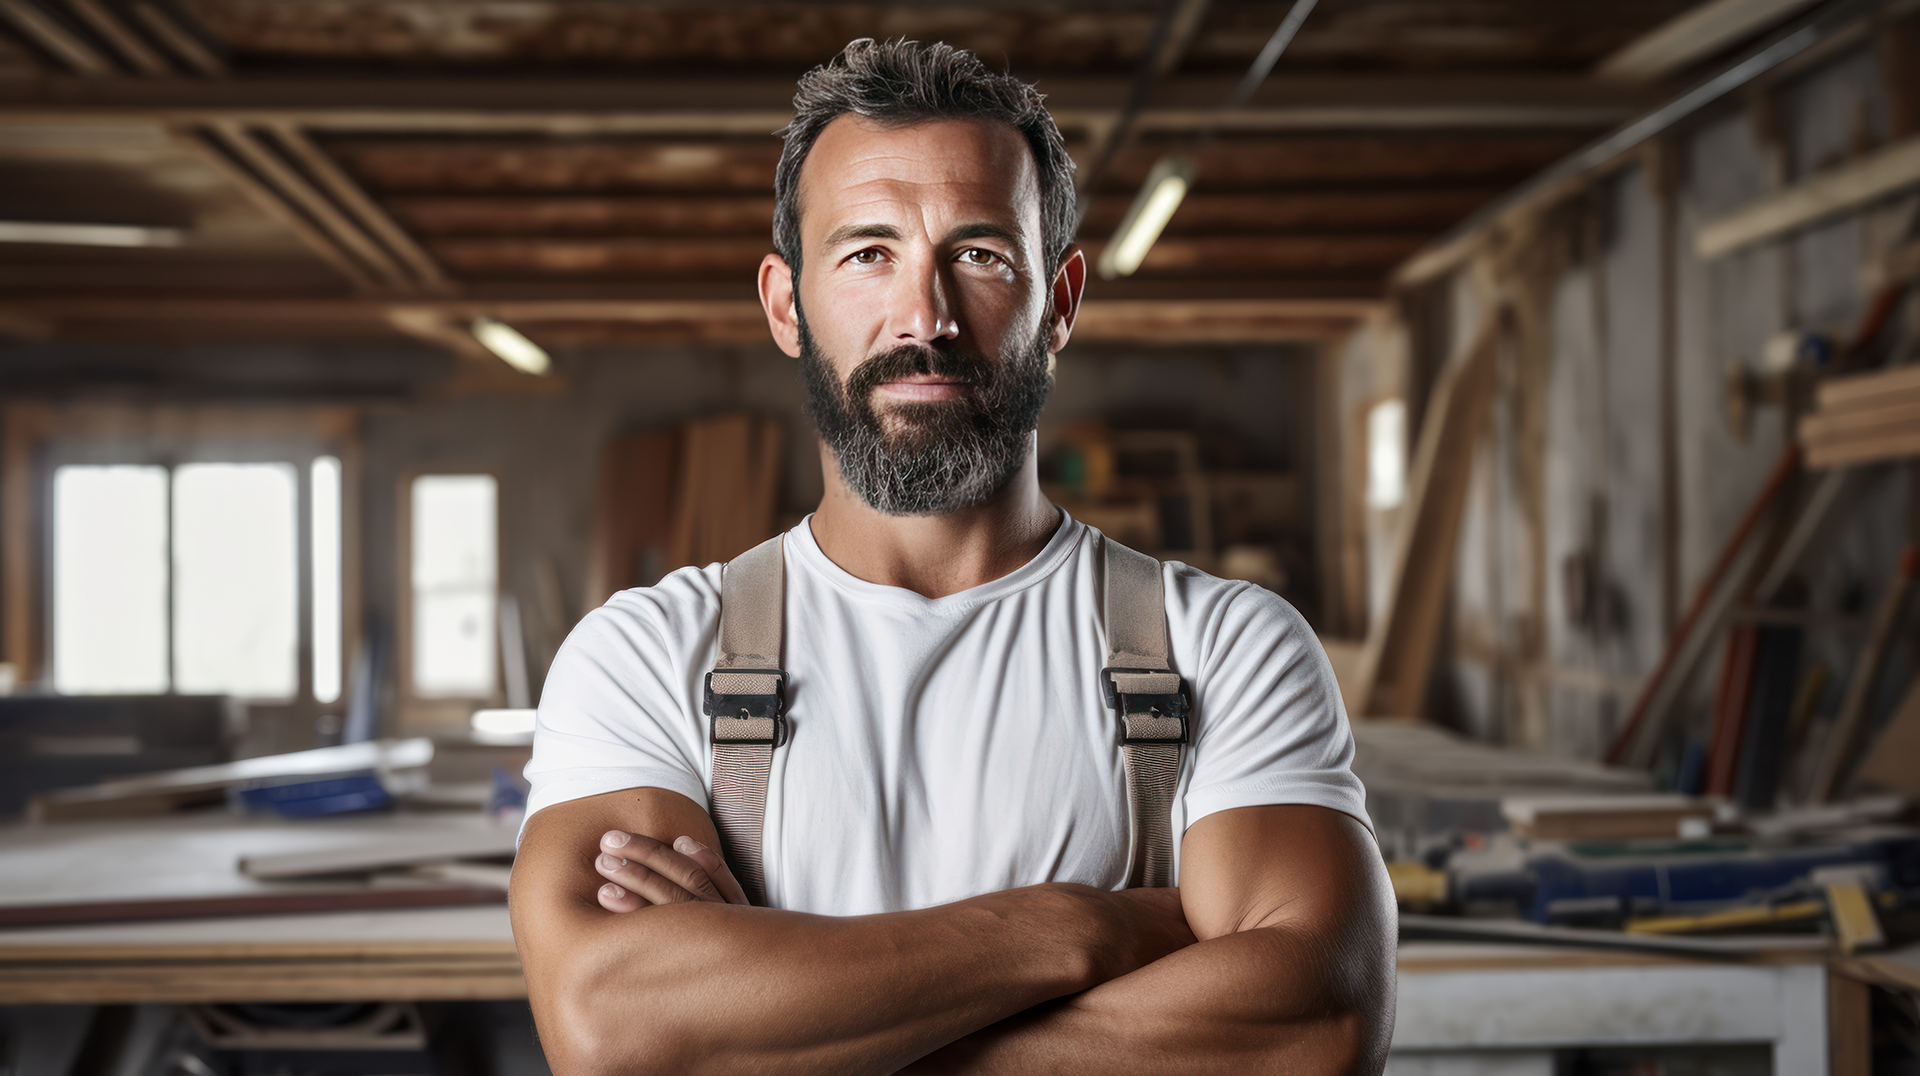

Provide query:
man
left=511, top=38, right=1395, bottom=1076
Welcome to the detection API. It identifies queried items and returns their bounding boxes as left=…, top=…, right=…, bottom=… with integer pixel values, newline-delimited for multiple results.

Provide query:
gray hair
left=774, top=38, right=1077, bottom=280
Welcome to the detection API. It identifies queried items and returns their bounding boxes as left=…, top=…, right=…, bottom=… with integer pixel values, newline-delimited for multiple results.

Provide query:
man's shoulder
left=572, top=561, right=727, bottom=656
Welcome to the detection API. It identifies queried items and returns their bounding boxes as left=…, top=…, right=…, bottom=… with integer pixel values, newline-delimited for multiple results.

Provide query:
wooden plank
left=1851, top=674, right=1920, bottom=796
left=0, top=0, right=112, bottom=74
left=1597, top=0, right=1818, bottom=83
left=238, top=828, right=518, bottom=879
left=175, top=125, right=380, bottom=291
left=1816, top=364, right=1920, bottom=409
left=271, top=123, right=456, bottom=295
left=1353, top=314, right=1501, bottom=717
left=210, top=122, right=414, bottom=291
left=65, top=0, right=170, bottom=75
left=584, top=428, right=680, bottom=608
left=1805, top=427, right=1920, bottom=468
left=0, top=886, right=503, bottom=929
left=0, top=960, right=526, bottom=1004
left=1809, top=546, right=1920, bottom=802
left=1697, top=136, right=1920, bottom=258
left=1, top=404, right=50, bottom=683
left=1830, top=969, right=1872, bottom=1076
left=1798, top=393, right=1920, bottom=441
left=0, top=72, right=1649, bottom=130
left=1605, top=445, right=1802, bottom=766
left=128, top=1, right=222, bottom=75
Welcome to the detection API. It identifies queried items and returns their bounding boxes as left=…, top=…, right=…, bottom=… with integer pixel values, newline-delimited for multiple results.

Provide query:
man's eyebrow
left=821, top=223, right=904, bottom=248
left=943, top=223, right=1023, bottom=247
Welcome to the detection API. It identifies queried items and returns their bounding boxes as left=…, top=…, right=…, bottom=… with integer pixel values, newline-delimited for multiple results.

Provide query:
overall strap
left=706, top=535, right=787, bottom=906
left=1101, top=537, right=1190, bottom=889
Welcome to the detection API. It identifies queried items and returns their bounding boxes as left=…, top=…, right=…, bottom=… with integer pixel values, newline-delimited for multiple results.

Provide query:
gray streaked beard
left=798, top=313, right=1053, bottom=516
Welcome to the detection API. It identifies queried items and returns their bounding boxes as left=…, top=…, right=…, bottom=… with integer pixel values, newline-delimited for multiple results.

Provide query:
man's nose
left=884, top=253, right=960, bottom=343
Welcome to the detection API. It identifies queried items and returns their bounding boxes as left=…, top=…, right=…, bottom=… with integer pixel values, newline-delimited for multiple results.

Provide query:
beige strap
left=1102, top=537, right=1188, bottom=889
left=708, top=535, right=786, bottom=906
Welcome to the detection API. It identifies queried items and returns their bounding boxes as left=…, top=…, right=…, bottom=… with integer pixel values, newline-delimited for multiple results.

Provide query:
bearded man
left=511, top=38, right=1395, bottom=1076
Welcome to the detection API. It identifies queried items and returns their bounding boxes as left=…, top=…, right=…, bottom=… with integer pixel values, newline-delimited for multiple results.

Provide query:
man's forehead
left=796, top=115, right=1042, bottom=237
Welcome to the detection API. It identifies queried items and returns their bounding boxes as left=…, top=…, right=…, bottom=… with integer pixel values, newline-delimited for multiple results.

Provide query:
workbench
left=0, top=816, right=1870, bottom=1073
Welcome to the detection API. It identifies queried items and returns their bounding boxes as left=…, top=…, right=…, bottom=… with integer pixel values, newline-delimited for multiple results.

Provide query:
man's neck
left=807, top=439, right=1062, bottom=599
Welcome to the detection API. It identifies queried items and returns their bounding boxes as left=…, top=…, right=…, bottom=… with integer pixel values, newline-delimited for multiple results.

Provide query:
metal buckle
left=1101, top=667, right=1190, bottom=745
left=704, top=669, right=788, bottom=747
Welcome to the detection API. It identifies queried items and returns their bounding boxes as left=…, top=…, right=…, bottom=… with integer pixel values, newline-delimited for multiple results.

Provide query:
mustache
left=844, top=343, right=993, bottom=404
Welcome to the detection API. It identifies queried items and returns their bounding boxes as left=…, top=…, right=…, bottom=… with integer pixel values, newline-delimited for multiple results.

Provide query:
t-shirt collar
left=789, top=508, right=1084, bottom=613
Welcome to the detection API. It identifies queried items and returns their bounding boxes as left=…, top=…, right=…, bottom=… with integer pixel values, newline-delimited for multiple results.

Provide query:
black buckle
left=1101, top=667, right=1190, bottom=744
left=704, top=669, right=788, bottom=747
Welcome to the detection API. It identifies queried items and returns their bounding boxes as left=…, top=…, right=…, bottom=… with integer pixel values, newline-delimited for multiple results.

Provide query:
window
left=409, top=474, right=498, bottom=698
left=1364, top=399, right=1407, bottom=511
left=312, top=456, right=343, bottom=705
left=50, top=458, right=343, bottom=702
left=51, top=465, right=169, bottom=694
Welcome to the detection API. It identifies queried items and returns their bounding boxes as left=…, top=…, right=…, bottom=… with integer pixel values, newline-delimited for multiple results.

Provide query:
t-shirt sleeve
left=521, top=572, right=718, bottom=827
left=1175, top=571, right=1371, bottom=835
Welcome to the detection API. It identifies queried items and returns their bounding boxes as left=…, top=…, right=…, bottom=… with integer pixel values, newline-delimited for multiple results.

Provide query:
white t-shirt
left=525, top=513, right=1367, bottom=916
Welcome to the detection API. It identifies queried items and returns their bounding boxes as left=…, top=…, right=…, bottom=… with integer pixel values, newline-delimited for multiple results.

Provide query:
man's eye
left=851, top=249, right=882, bottom=264
left=960, top=249, right=999, bottom=266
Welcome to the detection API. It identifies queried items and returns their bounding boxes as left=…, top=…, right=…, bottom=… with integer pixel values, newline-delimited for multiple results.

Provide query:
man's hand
left=593, top=830, right=750, bottom=910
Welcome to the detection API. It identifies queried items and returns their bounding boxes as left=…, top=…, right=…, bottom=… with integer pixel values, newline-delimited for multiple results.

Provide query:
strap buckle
left=704, top=669, right=788, bottom=747
left=1101, top=667, right=1190, bottom=745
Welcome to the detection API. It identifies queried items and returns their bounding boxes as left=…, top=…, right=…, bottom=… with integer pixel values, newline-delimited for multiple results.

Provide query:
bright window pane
left=312, top=456, right=343, bottom=705
left=1364, top=399, right=1407, bottom=510
left=52, top=465, right=169, bottom=694
left=412, top=474, right=496, bottom=697
left=173, top=462, right=298, bottom=699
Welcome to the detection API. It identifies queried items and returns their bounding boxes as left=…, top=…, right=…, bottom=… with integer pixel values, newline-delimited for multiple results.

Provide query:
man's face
left=784, top=116, right=1059, bottom=515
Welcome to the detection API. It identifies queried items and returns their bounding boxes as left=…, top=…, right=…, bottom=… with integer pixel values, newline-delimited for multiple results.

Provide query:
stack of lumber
left=1351, top=719, right=1653, bottom=860
left=1799, top=365, right=1920, bottom=467
left=585, top=414, right=783, bottom=607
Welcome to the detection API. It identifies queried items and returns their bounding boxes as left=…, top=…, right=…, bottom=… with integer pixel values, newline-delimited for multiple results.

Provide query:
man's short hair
left=774, top=38, right=1077, bottom=280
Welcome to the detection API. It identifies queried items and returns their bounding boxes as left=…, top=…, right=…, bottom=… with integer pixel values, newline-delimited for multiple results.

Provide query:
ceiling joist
left=0, top=72, right=1654, bottom=135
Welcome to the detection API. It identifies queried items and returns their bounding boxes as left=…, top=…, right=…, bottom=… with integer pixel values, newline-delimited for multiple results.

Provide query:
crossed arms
left=510, top=788, right=1396, bottom=1076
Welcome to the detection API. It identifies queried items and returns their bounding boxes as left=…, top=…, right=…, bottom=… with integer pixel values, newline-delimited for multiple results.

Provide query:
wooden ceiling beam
left=127, top=0, right=223, bottom=75
left=1597, top=0, right=1818, bottom=83
left=0, top=72, right=1653, bottom=133
left=272, top=123, right=454, bottom=294
left=173, top=125, right=381, bottom=291
left=65, top=0, right=168, bottom=75
left=0, top=0, right=112, bottom=75
left=205, top=121, right=416, bottom=291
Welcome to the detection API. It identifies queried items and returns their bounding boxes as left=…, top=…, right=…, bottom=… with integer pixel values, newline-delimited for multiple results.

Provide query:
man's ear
left=1048, top=245, right=1086, bottom=355
left=759, top=253, right=802, bottom=359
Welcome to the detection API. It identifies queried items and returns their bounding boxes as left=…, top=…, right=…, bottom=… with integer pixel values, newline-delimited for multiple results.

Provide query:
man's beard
left=798, top=311, right=1053, bottom=517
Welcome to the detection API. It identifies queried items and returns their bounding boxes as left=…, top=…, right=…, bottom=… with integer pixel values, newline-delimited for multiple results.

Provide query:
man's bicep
left=1177, top=803, right=1391, bottom=943
left=511, top=787, right=723, bottom=929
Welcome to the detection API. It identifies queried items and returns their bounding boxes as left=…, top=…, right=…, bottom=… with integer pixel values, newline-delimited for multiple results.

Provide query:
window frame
left=396, top=466, right=504, bottom=729
left=2, top=403, right=361, bottom=730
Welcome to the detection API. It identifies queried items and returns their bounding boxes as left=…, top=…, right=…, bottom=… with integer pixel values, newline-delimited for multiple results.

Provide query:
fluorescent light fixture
left=0, top=221, right=185, bottom=248
left=472, top=708, right=536, bottom=743
left=1097, top=155, right=1193, bottom=280
left=470, top=317, right=552, bottom=376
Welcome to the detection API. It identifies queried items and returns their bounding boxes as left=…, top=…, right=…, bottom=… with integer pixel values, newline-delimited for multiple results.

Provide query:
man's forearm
left=517, top=880, right=1185, bottom=1076
left=902, top=919, right=1394, bottom=1075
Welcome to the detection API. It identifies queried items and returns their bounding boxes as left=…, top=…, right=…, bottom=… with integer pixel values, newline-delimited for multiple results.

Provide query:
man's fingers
left=595, top=830, right=737, bottom=905
left=595, top=852, right=700, bottom=905
left=600, top=830, right=729, bottom=903
left=597, top=882, right=643, bottom=913
left=673, top=836, right=752, bottom=905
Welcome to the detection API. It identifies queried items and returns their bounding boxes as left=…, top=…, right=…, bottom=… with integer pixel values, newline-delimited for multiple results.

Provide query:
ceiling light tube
left=0, top=221, right=186, bottom=248
left=471, top=317, right=552, bottom=376
left=1098, top=155, right=1193, bottom=280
